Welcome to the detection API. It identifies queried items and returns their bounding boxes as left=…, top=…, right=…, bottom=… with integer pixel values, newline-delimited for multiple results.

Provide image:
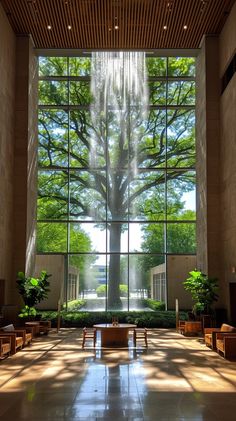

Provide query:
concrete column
left=12, top=36, right=38, bottom=304
left=219, top=2, right=236, bottom=314
left=196, top=36, right=221, bottom=283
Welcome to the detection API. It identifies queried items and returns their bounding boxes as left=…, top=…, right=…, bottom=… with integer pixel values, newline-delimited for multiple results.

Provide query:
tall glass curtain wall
left=37, top=55, right=196, bottom=311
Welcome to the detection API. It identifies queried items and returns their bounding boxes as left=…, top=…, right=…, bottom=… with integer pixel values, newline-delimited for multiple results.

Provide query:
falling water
left=87, top=52, right=149, bottom=310
left=90, top=51, right=148, bottom=173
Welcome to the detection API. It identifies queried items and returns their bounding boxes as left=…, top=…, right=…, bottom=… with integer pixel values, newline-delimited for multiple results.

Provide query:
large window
left=37, top=55, right=196, bottom=311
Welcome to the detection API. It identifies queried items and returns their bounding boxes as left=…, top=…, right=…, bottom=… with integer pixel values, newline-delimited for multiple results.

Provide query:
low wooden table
left=179, top=320, right=202, bottom=336
left=25, top=321, right=40, bottom=336
left=93, top=323, right=137, bottom=347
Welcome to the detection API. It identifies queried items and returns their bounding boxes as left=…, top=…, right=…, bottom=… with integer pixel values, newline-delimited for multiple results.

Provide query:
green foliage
left=144, top=299, right=165, bottom=311
left=17, top=270, right=51, bottom=317
left=96, top=285, right=106, bottom=297
left=38, top=310, right=188, bottom=328
left=36, top=223, right=95, bottom=293
left=119, top=284, right=128, bottom=297
left=183, top=270, right=219, bottom=314
left=96, top=284, right=128, bottom=297
left=36, top=222, right=92, bottom=253
left=64, top=299, right=86, bottom=311
left=18, top=305, right=37, bottom=319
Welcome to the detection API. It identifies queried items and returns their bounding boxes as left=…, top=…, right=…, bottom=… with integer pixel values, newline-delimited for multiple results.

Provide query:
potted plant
left=16, top=270, right=51, bottom=319
left=183, top=270, right=219, bottom=319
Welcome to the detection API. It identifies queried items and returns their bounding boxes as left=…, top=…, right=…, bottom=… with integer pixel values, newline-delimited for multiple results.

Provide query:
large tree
left=38, top=55, right=195, bottom=309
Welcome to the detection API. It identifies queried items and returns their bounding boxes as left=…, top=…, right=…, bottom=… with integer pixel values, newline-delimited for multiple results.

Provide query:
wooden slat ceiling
left=1, top=0, right=235, bottom=50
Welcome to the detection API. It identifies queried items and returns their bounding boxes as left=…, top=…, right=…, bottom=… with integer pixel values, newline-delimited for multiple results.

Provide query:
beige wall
left=219, top=2, right=236, bottom=75
left=150, top=256, right=196, bottom=310
left=196, top=2, right=236, bottom=316
left=167, top=255, right=197, bottom=310
left=219, top=2, right=236, bottom=315
left=34, top=255, right=65, bottom=310
left=0, top=5, right=16, bottom=303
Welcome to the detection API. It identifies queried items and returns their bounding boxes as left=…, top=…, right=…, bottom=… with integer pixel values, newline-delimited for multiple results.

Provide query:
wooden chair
left=0, top=324, right=33, bottom=347
left=82, top=327, right=96, bottom=348
left=0, top=336, right=11, bottom=358
left=0, top=332, right=24, bottom=354
left=133, top=328, right=148, bottom=347
left=216, top=332, right=236, bottom=358
left=178, top=320, right=187, bottom=334
left=204, top=323, right=236, bottom=350
left=15, top=327, right=33, bottom=346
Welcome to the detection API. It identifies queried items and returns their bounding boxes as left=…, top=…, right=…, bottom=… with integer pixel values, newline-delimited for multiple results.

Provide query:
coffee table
left=93, top=323, right=137, bottom=347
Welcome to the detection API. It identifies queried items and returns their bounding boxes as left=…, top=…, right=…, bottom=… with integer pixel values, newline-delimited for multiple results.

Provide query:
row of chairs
left=0, top=321, right=51, bottom=359
left=82, top=327, right=148, bottom=348
left=178, top=320, right=236, bottom=359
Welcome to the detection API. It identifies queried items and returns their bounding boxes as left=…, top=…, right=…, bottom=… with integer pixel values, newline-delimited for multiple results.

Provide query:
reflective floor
left=1, top=328, right=236, bottom=420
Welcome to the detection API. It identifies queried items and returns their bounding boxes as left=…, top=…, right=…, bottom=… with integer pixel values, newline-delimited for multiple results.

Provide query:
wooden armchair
left=0, top=336, right=11, bottom=358
left=204, top=323, right=236, bottom=350
left=0, top=323, right=33, bottom=353
left=1, top=324, right=33, bottom=345
left=17, top=326, right=33, bottom=345
left=0, top=331, right=24, bottom=354
left=216, top=332, right=236, bottom=358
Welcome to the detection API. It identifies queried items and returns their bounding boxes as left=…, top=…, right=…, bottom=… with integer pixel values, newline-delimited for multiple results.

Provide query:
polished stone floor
left=0, top=328, right=236, bottom=420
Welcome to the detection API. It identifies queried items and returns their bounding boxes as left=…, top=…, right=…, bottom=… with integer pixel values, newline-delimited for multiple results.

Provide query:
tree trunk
left=108, top=223, right=122, bottom=309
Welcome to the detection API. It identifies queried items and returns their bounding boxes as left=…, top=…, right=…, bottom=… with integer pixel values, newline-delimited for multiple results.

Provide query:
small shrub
left=96, top=285, right=106, bottom=297
left=96, top=284, right=128, bottom=297
left=119, top=284, right=128, bottom=297
left=144, top=299, right=165, bottom=311
left=64, top=299, right=86, bottom=311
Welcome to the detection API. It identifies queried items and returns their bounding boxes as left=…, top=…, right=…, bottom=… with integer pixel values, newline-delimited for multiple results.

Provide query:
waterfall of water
left=88, top=52, right=149, bottom=310
left=90, top=51, right=148, bottom=173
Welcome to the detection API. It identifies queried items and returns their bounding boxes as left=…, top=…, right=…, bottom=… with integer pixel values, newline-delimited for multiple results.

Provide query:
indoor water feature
left=83, top=52, right=149, bottom=310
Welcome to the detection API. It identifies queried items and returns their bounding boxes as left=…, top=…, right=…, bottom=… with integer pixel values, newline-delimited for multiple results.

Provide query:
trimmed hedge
left=63, top=299, right=86, bottom=311
left=39, top=310, right=188, bottom=328
left=144, top=299, right=165, bottom=311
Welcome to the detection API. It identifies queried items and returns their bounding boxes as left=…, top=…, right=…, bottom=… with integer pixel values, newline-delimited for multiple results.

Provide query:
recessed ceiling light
left=114, top=25, right=119, bottom=30
left=163, top=25, right=167, bottom=30
left=68, top=25, right=72, bottom=30
left=47, top=25, right=52, bottom=30
left=183, top=25, right=187, bottom=30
